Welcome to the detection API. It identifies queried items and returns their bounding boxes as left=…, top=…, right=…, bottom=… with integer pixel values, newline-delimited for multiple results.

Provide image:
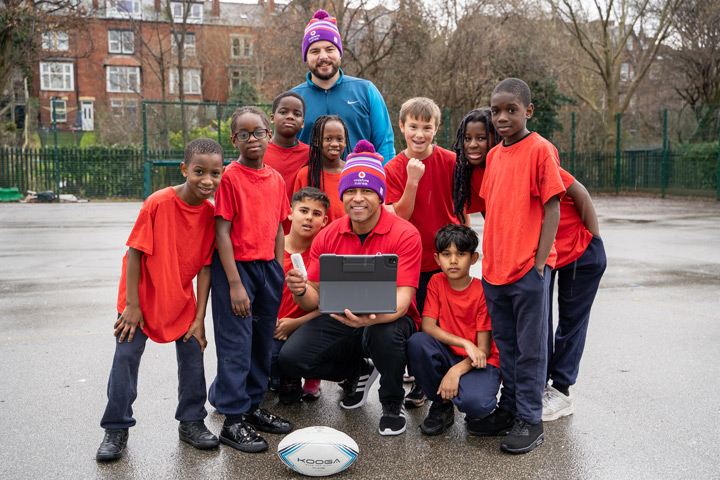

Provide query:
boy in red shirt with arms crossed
left=209, top=107, right=293, bottom=454
left=384, top=97, right=461, bottom=407
left=407, top=225, right=501, bottom=436
left=96, top=138, right=224, bottom=462
left=476, top=78, right=565, bottom=454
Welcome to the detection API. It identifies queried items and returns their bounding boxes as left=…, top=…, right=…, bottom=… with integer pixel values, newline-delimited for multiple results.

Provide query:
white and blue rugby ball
left=277, top=426, right=359, bottom=477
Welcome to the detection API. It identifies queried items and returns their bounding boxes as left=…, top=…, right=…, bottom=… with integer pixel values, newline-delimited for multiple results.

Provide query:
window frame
left=108, top=30, right=135, bottom=54
left=230, top=34, right=253, bottom=59
left=171, top=32, right=196, bottom=57
left=42, top=31, right=69, bottom=51
left=106, top=65, right=141, bottom=93
left=50, top=99, right=67, bottom=123
left=171, top=2, right=203, bottom=24
left=40, top=62, right=74, bottom=91
left=169, top=68, right=202, bottom=95
left=107, top=0, right=142, bottom=19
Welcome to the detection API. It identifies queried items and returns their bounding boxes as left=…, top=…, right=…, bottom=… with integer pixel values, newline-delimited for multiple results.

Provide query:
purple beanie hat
left=302, top=10, right=343, bottom=62
left=339, top=140, right=386, bottom=202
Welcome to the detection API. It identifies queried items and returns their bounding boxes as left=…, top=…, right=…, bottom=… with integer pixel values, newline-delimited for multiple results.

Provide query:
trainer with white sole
left=278, top=141, right=422, bottom=436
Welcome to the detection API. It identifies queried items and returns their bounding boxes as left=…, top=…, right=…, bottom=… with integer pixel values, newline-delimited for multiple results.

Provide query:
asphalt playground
left=0, top=196, right=718, bottom=479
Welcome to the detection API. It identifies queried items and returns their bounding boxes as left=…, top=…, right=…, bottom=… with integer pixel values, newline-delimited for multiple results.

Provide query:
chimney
left=155, top=0, right=161, bottom=12
left=213, top=0, right=220, bottom=17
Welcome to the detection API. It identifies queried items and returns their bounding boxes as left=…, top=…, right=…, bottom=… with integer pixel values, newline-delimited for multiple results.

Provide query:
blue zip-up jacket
left=292, top=69, right=396, bottom=163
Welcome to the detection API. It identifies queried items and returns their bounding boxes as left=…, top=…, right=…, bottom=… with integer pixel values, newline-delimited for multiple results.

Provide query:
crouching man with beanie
left=278, top=141, right=422, bottom=436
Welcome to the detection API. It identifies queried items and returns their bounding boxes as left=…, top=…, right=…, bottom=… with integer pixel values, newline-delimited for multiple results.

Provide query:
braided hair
left=452, top=108, right=500, bottom=224
left=307, top=115, right=349, bottom=190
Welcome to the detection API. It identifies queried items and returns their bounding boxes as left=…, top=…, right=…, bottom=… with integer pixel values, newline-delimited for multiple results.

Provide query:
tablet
left=319, top=254, right=398, bottom=315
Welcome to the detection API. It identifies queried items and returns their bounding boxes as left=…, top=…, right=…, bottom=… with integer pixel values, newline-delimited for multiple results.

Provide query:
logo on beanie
left=311, top=30, right=316, bottom=35
left=358, top=172, right=366, bottom=179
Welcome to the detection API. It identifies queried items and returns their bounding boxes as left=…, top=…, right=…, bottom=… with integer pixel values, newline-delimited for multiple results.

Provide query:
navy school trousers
left=208, top=251, right=284, bottom=416
left=482, top=266, right=550, bottom=425
left=100, top=325, right=208, bottom=429
left=407, top=332, right=501, bottom=418
left=547, top=236, right=606, bottom=387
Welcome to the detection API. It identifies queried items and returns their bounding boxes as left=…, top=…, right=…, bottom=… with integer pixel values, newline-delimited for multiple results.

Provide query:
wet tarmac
left=0, top=196, right=719, bottom=479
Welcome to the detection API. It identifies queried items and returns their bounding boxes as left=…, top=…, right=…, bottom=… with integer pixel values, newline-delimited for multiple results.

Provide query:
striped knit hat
left=302, top=10, right=343, bottom=62
left=339, top=140, right=386, bottom=202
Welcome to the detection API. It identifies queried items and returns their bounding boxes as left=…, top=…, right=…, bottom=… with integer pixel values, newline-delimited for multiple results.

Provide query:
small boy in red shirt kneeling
left=96, top=138, right=225, bottom=462
left=407, top=224, right=501, bottom=436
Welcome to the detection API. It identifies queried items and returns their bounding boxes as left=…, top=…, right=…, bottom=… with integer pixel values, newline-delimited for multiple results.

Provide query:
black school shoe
left=243, top=407, right=294, bottom=434
left=219, top=421, right=268, bottom=453
left=96, top=428, right=129, bottom=462
left=466, top=407, right=515, bottom=436
left=420, top=401, right=455, bottom=436
left=278, top=377, right=303, bottom=405
left=501, top=418, right=545, bottom=454
left=179, top=420, right=220, bottom=449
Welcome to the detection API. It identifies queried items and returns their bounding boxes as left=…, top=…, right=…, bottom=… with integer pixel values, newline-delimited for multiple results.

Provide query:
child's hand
left=229, top=282, right=251, bottom=317
left=184, top=319, right=208, bottom=352
left=406, top=158, right=426, bottom=184
left=114, top=304, right=145, bottom=343
left=274, top=317, right=300, bottom=341
left=465, top=342, right=487, bottom=368
left=286, top=269, right=307, bottom=296
left=438, top=369, right=461, bottom=400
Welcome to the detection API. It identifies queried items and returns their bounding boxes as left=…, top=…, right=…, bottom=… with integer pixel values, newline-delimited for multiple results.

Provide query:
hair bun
left=353, top=140, right=376, bottom=153
left=313, top=9, right=330, bottom=20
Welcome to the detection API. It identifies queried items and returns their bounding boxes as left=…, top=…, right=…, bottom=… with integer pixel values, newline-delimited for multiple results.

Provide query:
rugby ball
left=277, top=426, right=359, bottom=477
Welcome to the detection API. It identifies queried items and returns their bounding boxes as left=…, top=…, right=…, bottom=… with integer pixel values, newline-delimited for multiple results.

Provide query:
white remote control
left=290, top=253, right=307, bottom=278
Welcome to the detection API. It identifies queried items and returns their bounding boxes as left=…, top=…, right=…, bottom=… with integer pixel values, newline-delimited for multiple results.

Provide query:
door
left=81, top=100, right=94, bottom=131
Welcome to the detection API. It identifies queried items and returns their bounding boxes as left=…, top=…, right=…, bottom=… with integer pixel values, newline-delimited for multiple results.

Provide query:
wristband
left=296, top=286, right=307, bottom=297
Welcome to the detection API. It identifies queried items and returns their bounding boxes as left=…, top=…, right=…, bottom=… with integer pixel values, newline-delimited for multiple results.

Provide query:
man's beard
left=310, top=60, right=340, bottom=81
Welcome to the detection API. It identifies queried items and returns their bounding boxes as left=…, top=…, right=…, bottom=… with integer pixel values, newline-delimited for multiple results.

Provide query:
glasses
left=232, top=129, right=270, bottom=142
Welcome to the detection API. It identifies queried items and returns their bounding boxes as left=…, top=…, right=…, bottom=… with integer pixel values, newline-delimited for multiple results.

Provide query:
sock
left=224, top=415, right=243, bottom=426
left=553, top=383, right=570, bottom=396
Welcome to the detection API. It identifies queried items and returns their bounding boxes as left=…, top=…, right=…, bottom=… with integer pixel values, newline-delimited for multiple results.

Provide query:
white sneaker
left=542, top=385, right=574, bottom=421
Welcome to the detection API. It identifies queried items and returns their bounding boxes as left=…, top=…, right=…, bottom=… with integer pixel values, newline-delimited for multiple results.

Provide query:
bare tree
left=547, top=0, right=685, bottom=149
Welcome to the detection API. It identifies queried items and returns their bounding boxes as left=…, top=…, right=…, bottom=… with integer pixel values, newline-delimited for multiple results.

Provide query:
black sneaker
left=501, top=418, right=544, bottom=454
left=178, top=420, right=220, bottom=449
left=378, top=401, right=407, bottom=436
left=340, top=359, right=379, bottom=409
left=404, top=382, right=426, bottom=408
left=466, top=408, right=515, bottom=436
left=243, top=407, right=294, bottom=434
left=278, top=377, right=303, bottom=405
left=96, top=428, right=129, bottom=462
left=219, top=421, right=268, bottom=453
left=420, top=401, right=454, bottom=436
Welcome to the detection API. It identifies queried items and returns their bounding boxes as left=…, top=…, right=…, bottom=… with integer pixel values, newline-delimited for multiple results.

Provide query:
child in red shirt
left=543, top=169, right=606, bottom=421
left=293, top=114, right=349, bottom=224
left=268, top=187, right=329, bottom=404
left=96, top=138, right=224, bottom=462
left=210, top=107, right=293, bottom=454
left=476, top=78, right=565, bottom=455
left=407, top=225, right=501, bottom=436
left=385, top=97, right=460, bottom=408
left=264, top=91, right=310, bottom=234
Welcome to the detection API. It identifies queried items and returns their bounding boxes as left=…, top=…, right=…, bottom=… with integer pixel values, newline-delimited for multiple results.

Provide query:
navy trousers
left=482, top=266, right=550, bottom=425
left=278, top=314, right=416, bottom=404
left=407, top=332, right=501, bottom=418
left=100, top=326, right=208, bottom=429
left=208, top=252, right=284, bottom=416
left=547, top=236, right=606, bottom=387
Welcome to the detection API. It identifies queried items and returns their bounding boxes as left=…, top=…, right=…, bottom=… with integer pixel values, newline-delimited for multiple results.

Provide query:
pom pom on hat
left=338, top=140, right=386, bottom=201
left=302, top=10, right=343, bottom=62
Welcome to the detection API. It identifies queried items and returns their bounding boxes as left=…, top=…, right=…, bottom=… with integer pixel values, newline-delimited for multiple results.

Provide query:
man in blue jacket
left=292, top=9, right=396, bottom=163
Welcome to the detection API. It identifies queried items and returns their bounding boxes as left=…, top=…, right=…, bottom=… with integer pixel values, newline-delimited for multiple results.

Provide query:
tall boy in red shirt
left=476, top=78, right=566, bottom=454
left=209, top=106, right=293, bottom=454
left=384, top=97, right=460, bottom=407
left=407, top=225, right=501, bottom=436
left=96, top=138, right=224, bottom=462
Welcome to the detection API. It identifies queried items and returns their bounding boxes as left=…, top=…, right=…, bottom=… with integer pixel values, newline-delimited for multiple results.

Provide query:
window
left=231, top=35, right=253, bottom=58
left=171, top=33, right=195, bottom=57
left=620, top=62, right=634, bottom=82
left=106, top=66, right=140, bottom=93
left=107, top=0, right=141, bottom=18
left=169, top=68, right=201, bottom=95
left=171, top=2, right=203, bottom=24
left=110, top=98, right=138, bottom=122
left=50, top=100, right=67, bottom=123
left=42, top=32, right=69, bottom=51
left=230, top=69, right=243, bottom=90
left=108, top=30, right=134, bottom=54
left=40, top=62, right=74, bottom=91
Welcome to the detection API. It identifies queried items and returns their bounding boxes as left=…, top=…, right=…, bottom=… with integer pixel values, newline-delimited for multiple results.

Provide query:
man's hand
left=331, top=309, right=377, bottom=328
left=114, top=304, right=145, bottom=343
left=229, top=282, right=251, bottom=317
left=406, top=158, right=426, bottom=184
left=286, top=269, right=307, bottom=296
left=438, top=368, right=461, bottom=400
left=183, top=318, right=208, bottom=352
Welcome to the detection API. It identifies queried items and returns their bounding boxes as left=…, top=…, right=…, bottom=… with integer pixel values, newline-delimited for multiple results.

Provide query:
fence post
left=661, top=109, right=668, bottom=198
left=571, top=112, right=576, bottom=175
left=217, top=102, right=222, bottom=146
left=143, top=161, right=151, bottom=200
left=717, top=109, right=720, bottom=201
left=51, top=98, right=60, bottom=199
left=615, top=113, right=621, bottom=195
